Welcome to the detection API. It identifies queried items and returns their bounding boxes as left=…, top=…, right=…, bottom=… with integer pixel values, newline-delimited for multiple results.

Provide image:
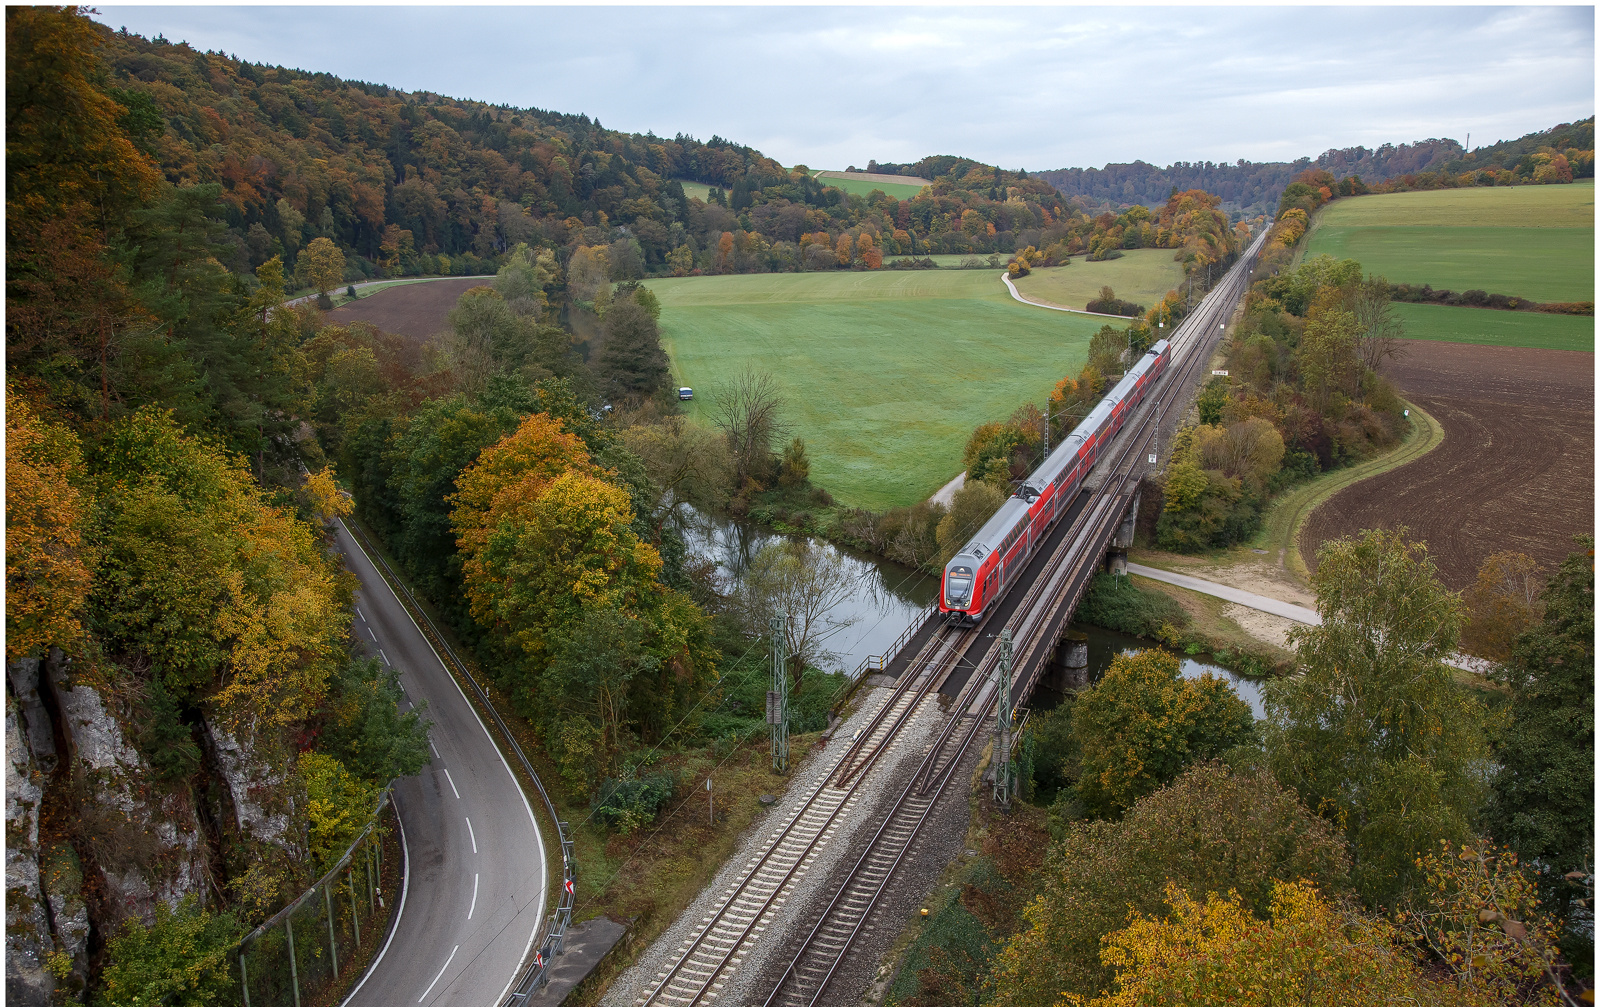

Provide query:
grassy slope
left=1390, top=302, right=1594, bottom=352
left=1253, top=398, right=1445, bottom=580
left=647, top=269, right=1100, bottom=509
left=1012, top=249, right=1186, bottom=313
left=813, top=171, right=929, bottom=200
left=1304, top=181, right=1595, bottom=302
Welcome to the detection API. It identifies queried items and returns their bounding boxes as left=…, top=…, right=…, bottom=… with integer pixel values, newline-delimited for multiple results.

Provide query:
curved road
left=332, top=519, right=547, bottom=1007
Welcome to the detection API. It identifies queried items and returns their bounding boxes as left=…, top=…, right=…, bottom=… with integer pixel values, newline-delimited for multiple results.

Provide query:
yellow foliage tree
left=450, top=412, right=597, bottom=558
left=304, top=465, right=353, bottom=521
left=1072, top=880, right=1477, bottom=1007
left=5, top=388, right=93, bottom=659
left=295, top=236, right=345, bottom=296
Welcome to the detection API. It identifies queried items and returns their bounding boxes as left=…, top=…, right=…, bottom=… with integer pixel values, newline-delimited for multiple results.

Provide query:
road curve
left=331, top=520, right=547, bottom=1007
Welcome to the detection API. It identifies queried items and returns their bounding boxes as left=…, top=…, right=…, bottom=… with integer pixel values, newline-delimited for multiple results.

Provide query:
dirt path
left=1300, top=340, right=1594, bottom=589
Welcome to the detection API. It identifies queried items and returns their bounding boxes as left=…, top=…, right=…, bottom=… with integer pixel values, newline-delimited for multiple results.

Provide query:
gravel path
left=601, top=687, right=949, bottom=1007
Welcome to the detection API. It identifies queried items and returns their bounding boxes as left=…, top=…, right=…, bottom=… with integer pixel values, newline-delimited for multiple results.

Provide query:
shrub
left=1074, top=573, right=1190, bottom=638
left=592, top=771, right=675, bottom=832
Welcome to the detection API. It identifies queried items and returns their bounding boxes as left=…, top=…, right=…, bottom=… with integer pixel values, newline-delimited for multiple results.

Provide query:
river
left=680, top=510, right=1264, bottom=717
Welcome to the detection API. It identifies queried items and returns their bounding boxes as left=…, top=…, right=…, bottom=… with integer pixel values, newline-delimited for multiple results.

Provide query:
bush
left=315, top=292, right=335, bottom=310
left=592, top=771, right=676, bottom=832
left=345, top=284, right=357, bottom=299
left=1074, top=573, right=1189, bottom=637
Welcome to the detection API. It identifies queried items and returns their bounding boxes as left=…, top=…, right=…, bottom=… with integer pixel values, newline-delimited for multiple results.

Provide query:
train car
left=939, top=339, right=1172, bottom=627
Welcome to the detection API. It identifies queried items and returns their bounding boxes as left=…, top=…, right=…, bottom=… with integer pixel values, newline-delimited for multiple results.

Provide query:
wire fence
left=235, top=790, right=398, bottom=1007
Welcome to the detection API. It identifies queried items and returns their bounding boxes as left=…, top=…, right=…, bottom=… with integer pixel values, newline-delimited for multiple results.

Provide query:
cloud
left=90, top=5, right=1593, bottom=171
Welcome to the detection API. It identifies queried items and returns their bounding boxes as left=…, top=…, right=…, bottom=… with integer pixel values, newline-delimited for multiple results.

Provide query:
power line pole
left=994, top=629, right=1013, bottom=808
left=768, top=614, right=789, bottom=773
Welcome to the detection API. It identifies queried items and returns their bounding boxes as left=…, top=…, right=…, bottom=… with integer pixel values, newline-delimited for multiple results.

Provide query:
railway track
left=757, top=234, right=1269, bottom=1007
left=631, top=235, right=1267, bottom=1007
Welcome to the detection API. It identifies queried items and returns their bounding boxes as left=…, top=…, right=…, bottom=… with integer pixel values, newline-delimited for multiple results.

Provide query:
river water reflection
left=1041, top=623, right=1267, bottom=719
left=680, top=509, right=938, bottom=676
left=680, top=510, right=1265, bottom=719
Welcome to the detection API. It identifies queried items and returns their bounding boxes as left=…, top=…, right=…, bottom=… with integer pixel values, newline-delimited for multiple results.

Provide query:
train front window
left=945, top=567, right=973, bottom=606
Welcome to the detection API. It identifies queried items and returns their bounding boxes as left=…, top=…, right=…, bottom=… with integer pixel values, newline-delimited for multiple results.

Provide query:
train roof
left=956, top=496, right=1030, bottom=560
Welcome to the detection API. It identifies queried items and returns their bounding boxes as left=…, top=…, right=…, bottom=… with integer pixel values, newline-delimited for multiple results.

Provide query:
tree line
left=1034, top=118, right=1594, bottom=219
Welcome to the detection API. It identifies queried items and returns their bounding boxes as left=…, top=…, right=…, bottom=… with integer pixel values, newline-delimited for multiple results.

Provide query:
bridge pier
left=1043, top=630, right=1090, bottom=692
left=1105, top=492, right=1140, bottom=577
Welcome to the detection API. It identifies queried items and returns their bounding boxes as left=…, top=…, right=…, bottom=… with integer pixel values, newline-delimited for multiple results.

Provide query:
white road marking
left=338, top=519, right=549, bottom=1005
left=379, top=649, right=391, bottom=666
left=465, top=817, right=477, bottom=854
left=443, top=768, right=461, bottom=800
left=468, top=873, right=479, bottom=920
left=357, top=606, right=367, bottom=622
left=368, top=627, right=378, bottom=642
left=429, top=740, right=439, bottom=759
left=418, top=944, right=458, bottom=1002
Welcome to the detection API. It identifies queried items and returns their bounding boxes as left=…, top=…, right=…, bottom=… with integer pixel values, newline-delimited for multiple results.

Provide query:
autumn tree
left=1071, top=881, right=1472, bottom=1007
left=494, top=241, right=556, bottom=319
left=935, top=479, right=1007, bottom=565
left=1461, top=550, right=1546, bottom=662
left=6, top=388, right=93, bottom=659
left=1070, top=648, right=1255, bottom=818
left=566, top=244, right=611, bottom=304
left=1399, top=841, right=1577, bottom=1004
left=1345, top=274, right=1406, bottom=372
left=295, top=236, right=346, bottom=297
left=1265, top=528, right=1489, bottom=908
left=987, top=763, right=1350, bottom=1005
left=93, top=407, right=349, bottom=732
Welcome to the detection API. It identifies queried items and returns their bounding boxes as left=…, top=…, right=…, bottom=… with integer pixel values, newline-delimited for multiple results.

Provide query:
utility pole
left=768, top=614, right=789, bottom=773
left=994, top=629, right=1013, bottom=808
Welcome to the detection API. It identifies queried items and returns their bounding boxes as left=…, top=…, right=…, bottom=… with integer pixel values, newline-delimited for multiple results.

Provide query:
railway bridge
left=615, top=233, right=1270, bottom=1007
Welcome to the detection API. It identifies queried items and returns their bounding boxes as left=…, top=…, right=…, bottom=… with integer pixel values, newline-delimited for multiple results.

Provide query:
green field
left=675, top=179, right=714, bottom=202
left=1391, top=302, right=1594, bottom=352
left=1013, top=249, right=1186, bottom=314
left=813, top=171, right=930, bottom=200
left=1305, top=182, right=1595, bottom=303
left=646, top=269, right=1101, bottom=508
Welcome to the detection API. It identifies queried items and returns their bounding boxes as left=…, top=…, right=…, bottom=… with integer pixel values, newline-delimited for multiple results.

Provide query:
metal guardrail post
left=286, top=915, right=301, bottom=1007
left=325, top=883, right=339, bottom=979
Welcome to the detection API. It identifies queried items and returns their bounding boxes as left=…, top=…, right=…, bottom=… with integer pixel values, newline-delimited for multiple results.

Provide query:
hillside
left=1036, top=118, right=1595, bottom=217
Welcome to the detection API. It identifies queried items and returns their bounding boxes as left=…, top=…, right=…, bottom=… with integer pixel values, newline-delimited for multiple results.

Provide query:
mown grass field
left=646, top=269, right=1101, bottom=509
left=1013, top=249, right=1186, bottom=313
left=1390, top=302, right=1594, bottom=352
left=1304, top=181, right=1595, bottom=303
left=675, top=179, right=714, bottom=202
left=813, top=170, right=930, bottom=200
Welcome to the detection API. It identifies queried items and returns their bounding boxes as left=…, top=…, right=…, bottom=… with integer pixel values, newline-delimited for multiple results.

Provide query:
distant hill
left=1035, top=119, right=1594, bottom=218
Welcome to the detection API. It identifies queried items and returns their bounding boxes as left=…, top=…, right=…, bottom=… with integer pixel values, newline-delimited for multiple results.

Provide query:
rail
left=760, top=232, right=1268, bottom=1006
left=336, top=519, right=577, bottom=1002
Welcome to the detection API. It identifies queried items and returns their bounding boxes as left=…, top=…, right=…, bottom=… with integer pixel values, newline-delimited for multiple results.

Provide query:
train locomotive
left=940, top=339, right=1170, bottom=627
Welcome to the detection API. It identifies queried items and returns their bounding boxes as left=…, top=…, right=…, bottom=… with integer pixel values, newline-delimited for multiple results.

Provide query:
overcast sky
left=90, top=6, right=1594, bottom=172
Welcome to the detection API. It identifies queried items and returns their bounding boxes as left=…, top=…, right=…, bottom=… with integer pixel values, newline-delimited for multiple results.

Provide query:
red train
left=940, top=339, right=1170, bottom=627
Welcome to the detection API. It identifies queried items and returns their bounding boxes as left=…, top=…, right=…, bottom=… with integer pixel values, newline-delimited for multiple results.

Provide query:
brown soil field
left=1301, top=339, right=1594, bottom=589
left=322, top=277, right=491, bottom=338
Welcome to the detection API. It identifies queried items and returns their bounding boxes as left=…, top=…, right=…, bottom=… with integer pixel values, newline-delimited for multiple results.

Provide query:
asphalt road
left=331, top=519, right=547, bottom=1007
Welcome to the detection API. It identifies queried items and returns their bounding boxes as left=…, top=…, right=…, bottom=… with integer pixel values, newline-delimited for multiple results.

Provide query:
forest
left=1035, top=118, right=1595, bottom=217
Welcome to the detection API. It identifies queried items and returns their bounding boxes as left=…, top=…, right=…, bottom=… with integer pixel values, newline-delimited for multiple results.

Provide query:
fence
left=236, top=789, right=397, bottom=1007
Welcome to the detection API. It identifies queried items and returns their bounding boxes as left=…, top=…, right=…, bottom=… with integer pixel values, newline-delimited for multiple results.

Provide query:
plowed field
left=1300, top=340, right=1594, bottom=589
left=322, top=277, right=491, bottom=338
